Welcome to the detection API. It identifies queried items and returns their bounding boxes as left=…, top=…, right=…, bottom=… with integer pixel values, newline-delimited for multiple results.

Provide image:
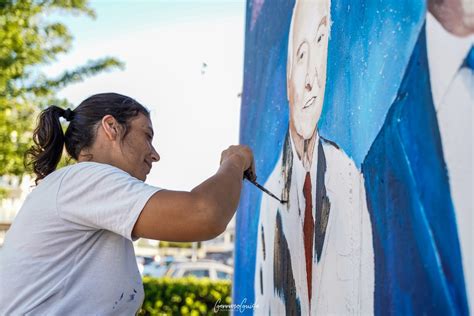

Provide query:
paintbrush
left=244, top=170, right=287, bottom=204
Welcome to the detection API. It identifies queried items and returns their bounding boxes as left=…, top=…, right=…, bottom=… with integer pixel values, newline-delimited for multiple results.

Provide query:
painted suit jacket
left=254, top=130, right=374, bottom=315
left=362, top=25, right=470, bottom=315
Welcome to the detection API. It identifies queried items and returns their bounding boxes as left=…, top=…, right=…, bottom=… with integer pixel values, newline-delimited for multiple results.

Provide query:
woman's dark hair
left=25, top=92, right=150, bottom=184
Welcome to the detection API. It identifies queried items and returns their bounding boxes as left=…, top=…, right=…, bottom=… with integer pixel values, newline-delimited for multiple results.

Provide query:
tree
left=0, top=0, right=124, bottom=177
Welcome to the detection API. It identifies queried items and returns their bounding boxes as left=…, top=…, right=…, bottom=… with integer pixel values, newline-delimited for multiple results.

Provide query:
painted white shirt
left=254, top=133, right=374, bottom=315
left=427, top=13, right=474, bottom=310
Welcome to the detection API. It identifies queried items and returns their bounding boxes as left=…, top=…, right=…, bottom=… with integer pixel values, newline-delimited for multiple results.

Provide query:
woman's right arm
left=131, top=145, right=255, bottom=242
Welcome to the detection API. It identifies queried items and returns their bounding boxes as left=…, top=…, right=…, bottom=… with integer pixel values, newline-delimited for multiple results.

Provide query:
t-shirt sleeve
left=57, top=162, right=162, bottom=241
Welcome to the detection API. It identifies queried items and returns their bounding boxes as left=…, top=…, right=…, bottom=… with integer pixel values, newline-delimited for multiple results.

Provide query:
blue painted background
left=234, top=1, right=293, bottom=312
left=320, top=0, right=424, bottom=166
left=234, top=0, right=469, bottom=314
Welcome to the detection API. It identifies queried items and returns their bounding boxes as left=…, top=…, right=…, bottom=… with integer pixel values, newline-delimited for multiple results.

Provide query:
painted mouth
left=303, top=96, right=317, bottom=109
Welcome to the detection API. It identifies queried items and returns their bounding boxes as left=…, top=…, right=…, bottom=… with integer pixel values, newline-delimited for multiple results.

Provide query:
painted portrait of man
left=253, top=0, right=375, bottom=314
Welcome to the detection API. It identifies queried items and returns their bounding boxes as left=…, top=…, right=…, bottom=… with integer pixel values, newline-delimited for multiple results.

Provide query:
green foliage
left=159, top=241, right=194, bottom=249
left=0, top=186, right=11, bottom=199
left=139, top=277, right=232, bottom=316
left=0, top=0, right=124, bottom=176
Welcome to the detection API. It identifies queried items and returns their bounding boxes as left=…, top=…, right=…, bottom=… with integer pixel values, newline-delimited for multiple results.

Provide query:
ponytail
left=26, top=106, right=69, bottom=184
left=25, top=93, right=149, bottom=184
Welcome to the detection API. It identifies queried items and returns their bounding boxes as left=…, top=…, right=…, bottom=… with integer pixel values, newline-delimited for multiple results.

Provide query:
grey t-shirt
left=0, top=162, right=161, bottom=315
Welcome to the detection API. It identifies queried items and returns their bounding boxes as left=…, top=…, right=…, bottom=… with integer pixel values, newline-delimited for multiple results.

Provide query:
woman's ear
left=101, top=115, right=119, bottom=141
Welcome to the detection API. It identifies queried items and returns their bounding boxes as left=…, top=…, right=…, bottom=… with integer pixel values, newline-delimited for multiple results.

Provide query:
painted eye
left=317, top=34, right=324, bottom=43
left=299, top=52, right=304, bottom=59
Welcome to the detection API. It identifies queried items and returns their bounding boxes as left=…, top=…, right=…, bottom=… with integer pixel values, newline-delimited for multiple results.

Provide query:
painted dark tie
left=303, top=172, right=314, bottom=306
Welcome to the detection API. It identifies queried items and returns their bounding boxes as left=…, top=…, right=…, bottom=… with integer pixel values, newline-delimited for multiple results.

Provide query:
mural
left=234, top=0, right=473, bottom=315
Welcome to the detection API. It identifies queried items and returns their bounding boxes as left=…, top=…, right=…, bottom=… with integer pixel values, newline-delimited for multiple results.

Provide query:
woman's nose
left=151, top=148, right=160, bottom=162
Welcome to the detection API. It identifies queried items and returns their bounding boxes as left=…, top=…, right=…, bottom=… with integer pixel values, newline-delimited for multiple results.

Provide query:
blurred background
left=0, top=0, right=245, bottom=292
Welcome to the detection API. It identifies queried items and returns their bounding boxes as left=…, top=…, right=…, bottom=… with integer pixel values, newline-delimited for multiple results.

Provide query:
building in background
left=0, top=175, right=32, bottom=245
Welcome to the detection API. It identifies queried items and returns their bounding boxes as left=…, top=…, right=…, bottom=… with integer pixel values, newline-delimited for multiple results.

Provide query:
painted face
left=119, top=113, right=160, bottom=181
left=428, top=0, right=474, bottom=36
left=288, top=0, right=330, bottom=140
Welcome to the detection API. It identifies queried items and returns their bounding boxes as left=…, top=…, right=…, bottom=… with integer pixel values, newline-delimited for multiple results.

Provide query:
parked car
left=204, top=251, right=233, bottom=265
left=138, top=255, right=155, bottom=266
left=136, top=256, right=155, bottom=274
left=164, top=260, right=233, bottom=280
left=141, top=261, right=168, bottom=278
left=141, top=256, right=187, bottom=278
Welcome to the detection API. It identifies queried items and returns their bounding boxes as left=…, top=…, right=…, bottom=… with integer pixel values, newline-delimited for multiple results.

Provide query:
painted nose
left=305, top=72, right=313, bottom=91
left=305, top=66, right=320, bottom=91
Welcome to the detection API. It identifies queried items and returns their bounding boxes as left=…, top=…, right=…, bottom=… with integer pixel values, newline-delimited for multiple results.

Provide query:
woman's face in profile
left=118, top=113, right=160, bottom=181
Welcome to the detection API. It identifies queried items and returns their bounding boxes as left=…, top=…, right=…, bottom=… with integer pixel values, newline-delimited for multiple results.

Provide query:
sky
left=43, top=0, right=246, bottom=191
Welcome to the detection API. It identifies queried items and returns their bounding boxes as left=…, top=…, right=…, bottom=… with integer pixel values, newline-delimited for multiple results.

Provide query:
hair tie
left=63, top=108, right=75, bottom=122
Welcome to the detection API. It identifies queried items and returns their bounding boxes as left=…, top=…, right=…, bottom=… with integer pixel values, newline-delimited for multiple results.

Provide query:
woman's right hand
left=220, top=145, right=256, bottom=182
